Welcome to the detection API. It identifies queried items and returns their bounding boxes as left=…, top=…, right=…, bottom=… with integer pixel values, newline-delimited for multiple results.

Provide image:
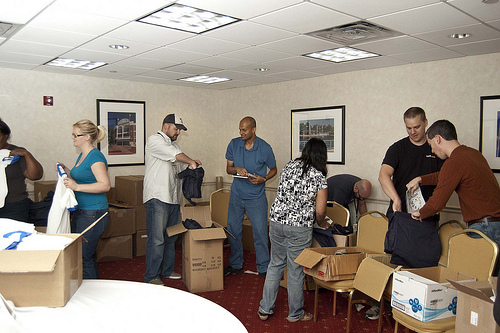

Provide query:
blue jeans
left=144, top=199, right=180, bottom=282
left=227, top=192, right=270, bottom=273
left=71, top=208, right=109, bottom=279
left=0, top=198, right=30, bottom=222
left=259, top=222, right=312, bottom=319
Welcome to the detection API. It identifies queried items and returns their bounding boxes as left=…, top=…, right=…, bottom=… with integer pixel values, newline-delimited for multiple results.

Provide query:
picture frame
left=97, top=99, right=146, bottom=166
left=291, top=105, right=345, bottom=164
left=480, top=95, right=500, bottom=172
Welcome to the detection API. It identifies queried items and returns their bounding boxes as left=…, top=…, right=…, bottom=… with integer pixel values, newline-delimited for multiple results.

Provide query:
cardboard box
left=353, top=255, right=399, bottom=302
left=134, top=229, right=147, bottom=257
left=96, top=235, right=133, bottom=262
left=210, top=189, right=230, bottom=227
left=294, top=246, right=371, bottom=281
left=391, top=266, right=475, bottom=322
left=0, top=233, right=83, bottom=307
left=33, top=180, right=57, bottom=202
left=449, top=279, right=500, bottom=333
left=167, top=205, right=227, bottom=293
left=101, top=203, right=135, bottom=238
left=115, top=175, right=144, bottom=205
left=106, top=187, right=116, bottom=203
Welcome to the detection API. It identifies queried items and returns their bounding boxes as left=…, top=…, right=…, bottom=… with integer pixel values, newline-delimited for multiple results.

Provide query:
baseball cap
left=163, top=114, right=187, bottom=131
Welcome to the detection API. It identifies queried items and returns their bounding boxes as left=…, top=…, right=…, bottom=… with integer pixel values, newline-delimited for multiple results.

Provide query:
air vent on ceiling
left=306, top=21, right=402, bottom=45
left=0, top=22, right=22, bottom=38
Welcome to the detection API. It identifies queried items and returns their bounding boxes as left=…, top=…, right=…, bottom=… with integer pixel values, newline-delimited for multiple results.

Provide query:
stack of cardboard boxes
left=96, top=175, right=146, bottom=262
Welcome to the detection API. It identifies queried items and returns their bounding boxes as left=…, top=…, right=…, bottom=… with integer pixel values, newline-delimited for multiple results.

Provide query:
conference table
left=4, top=280, right=247, bottom=333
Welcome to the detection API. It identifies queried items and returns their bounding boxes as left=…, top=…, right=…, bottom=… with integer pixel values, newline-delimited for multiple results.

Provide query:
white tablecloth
left=5, top=280, right=247, bottom=333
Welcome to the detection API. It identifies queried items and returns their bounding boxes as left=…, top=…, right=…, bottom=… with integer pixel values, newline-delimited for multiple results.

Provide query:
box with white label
left=391, top=266, right=475, bottom=322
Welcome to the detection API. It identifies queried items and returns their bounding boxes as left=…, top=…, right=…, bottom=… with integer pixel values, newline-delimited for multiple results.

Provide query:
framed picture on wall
left=480, top=95, right=500, bottom=173
left=291, top=105, right=345, bottom=164
left=97, top=99, right=146, bottom=166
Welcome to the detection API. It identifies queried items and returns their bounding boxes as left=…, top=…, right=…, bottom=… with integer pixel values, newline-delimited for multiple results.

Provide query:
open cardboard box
left=0, top=233, right=83, bottom=307
left=391, top=266, right=475, bottom=322
left=167, top=205, right=227, bottom=293
left=353, top=255, right=400, bottom=302
left=0, top=214, right=106, bottom=307
left=294, top=246, right=379, bottom=281
left=448, top=278, right=500, bottom=332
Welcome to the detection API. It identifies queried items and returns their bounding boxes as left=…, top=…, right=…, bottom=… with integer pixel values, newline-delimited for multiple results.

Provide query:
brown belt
left=467, top=216, right=500, bottom=226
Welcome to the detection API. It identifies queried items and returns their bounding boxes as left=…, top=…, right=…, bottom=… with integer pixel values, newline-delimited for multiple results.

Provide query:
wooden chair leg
left=394, top=321, right=398, bottom=333
left=378, top=300, right=385, bottom=333
left=346, top=290, right=353, bottom=333
left=314, top=284, right=319, bottom=322
left=333, top=291, right=337, bottom=316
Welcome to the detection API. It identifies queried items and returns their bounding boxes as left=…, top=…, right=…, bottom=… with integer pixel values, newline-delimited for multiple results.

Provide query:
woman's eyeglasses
left=72, top=133, right=85, bottom=138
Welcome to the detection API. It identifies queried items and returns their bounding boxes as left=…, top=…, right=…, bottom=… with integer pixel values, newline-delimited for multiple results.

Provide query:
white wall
left=2, top=52, right=500, bottom=222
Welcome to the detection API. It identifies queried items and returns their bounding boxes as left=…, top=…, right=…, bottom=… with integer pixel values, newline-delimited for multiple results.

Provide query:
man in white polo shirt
left=143, top=114, right=201, bottom=286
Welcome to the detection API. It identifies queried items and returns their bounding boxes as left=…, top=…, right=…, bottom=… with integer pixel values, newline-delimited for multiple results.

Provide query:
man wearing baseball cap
left=143, top=113, right=201, bottom=285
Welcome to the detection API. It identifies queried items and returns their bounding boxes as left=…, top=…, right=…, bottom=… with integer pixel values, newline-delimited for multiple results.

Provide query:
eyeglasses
left=72, top=133, right=85, bottom=138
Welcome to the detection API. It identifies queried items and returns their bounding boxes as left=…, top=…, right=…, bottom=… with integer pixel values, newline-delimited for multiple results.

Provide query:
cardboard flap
left=447, top=279, right=494, bottom=304
left=190, top=227, right=227, bottom=241
left=0, top=250, right=60, bottom=272
left=353, top=257, right=399, bottom=301
left=294, top=249, right=326, bottom=269
left=166, top=223, right=187, bottom=237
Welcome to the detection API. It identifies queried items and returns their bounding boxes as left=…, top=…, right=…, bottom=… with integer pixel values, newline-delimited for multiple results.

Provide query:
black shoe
left=258, top=271, right=267, bottom=278
left=224, top=266, right=243, bottom=276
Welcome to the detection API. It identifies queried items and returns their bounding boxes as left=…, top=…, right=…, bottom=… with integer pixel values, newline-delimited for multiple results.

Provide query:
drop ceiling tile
left=250, top=2, right=356, bottom=34
left=390, top=47, right=464, bottom=63
left=28, top=5, right=127, bottom=35
left=190, top=56, right=252, bottom=69
left=242, top=75, right=290, bottom=84
left=222, top=46, right=293, bottom=63
left=176, top=0, right=302, bottom=19
left=0, top=61, right=38, bottom=70
left=0, top=51, right=53, bottom=64
left=82, top=71, right=130, bottom=79
left=79, top=37, right=159, bottom=56
left=114, top=56, right=179, bottom=70
left=355, top=36, right=436, bottom=55
left=105, top=21, right=194, bottom=46
left=448, top=0, right=500, bottom=22
left=10, top=26, right=96, bottom=47
left=203, top=21, right=296, bottom=45
left=0, top=0, right=54, bottom=24
left=90, top=64, right=150, bottom=75
left=124, top=76, right=168, bottom=84
left=162, top=63, right=222, bottom=74
left=62, top=49, right=128, bottom=63
left=205, top=70, right=258, bottom=80
left=259, top=35, right=342, bottom=55
left=168, top=36, right=248, bottom=56
left=369, top=2, right=479, bottom=35
left=140, top=47, right=208, bottom=63
left=348, top=56, right=409, bottom=70
left=310, top=0, right=440, bottom=20
left=413, top=23, right=500, bottom=46
left=447, top=38, right=500, bottom=56
left=139, top=70, right=190, bottom=80
left=230, top=64, right=291, bottom=75
left=0, top=40, right=72, bottom=57
left=488, top=19, right=500, bottom=30
left=54, top=0, right=171, bottom=21
left=261, top=56, right=328, bottom=70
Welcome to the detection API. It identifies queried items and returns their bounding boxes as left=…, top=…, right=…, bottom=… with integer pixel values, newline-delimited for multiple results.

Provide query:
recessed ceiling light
left=44, top=58, right=107, bottom=70
left=255, top=68, right=269, bottom=72
left=137, top=3, right=240, bottom=34
left=109, top=44, right=129, bottom=50
left=304, top=47, right=379, bottom=63
left=449, top=33, right=471, bottom=39
left=179, top=75, right=231, bottom=84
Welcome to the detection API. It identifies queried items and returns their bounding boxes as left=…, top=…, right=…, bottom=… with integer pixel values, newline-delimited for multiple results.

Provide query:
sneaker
left=287, top=312, right=313, bottom=323
left=224, top=266, right=243, bottom=276
left=147, top=278, right=164, bottom=286
left=166, top=272, right=181, bottom=280
left=258, top=311, right=269, bottom=321
left=364, top=305, right=380, bottom=320
left=258, top=271, right=267, bottom=278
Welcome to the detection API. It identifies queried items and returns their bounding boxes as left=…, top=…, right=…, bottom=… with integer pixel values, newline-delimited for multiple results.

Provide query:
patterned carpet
left=98, top=245, right=390, bottom=333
